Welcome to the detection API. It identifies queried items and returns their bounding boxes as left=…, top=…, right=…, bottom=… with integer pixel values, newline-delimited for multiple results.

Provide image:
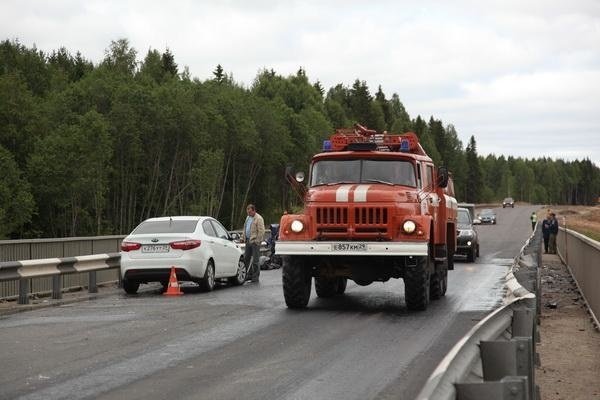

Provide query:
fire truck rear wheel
left=282, top=256, right=312, bottom=309
left=336, top=277, right=347, bottom=294
left=315, top=277, right=338, bottom=298
left=404, top=256, right=431, bottom=311
left=430, top=265, right=447, bottom=300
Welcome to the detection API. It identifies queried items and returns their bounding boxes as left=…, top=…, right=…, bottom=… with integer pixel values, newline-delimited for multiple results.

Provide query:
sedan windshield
left=132, top=220, right=199, bottom=234
left=310, top=159, right=416, bottom=187
left=457, top=210, right=471, bottom=225
left=480, top=209, right=495, bottom=216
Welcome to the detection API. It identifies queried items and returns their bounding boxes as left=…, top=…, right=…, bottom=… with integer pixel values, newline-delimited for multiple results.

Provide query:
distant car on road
left=502, top=197, right=515, bottom=208
left=120, top=216, right=246, bottom=294
left=478, top=209, right=497, bottom=224
left=456, top=207, right=479, bottom=262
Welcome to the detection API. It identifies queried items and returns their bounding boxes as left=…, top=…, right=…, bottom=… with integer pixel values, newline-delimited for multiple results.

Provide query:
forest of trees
left=1, top=38, right=598, bottom=239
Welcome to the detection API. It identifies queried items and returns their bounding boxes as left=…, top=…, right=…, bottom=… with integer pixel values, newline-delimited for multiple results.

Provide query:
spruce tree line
left=0, top=39, right=598, bottom=238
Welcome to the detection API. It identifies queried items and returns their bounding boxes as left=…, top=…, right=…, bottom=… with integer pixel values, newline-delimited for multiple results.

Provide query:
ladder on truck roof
left=325, top=124, right=427, bottom=155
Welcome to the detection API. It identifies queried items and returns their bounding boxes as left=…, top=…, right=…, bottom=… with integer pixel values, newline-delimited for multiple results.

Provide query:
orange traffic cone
left=163, top=266, right=183, bottom=296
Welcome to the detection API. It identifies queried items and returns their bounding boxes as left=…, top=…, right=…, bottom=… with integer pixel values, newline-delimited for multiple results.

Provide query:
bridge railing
left=556, top=226, right=600, bottom=330
left=0, top=233, right=271, bottom=302
left=0, top=236, right=125, bottom=301
left=417, top=223, right=542, bottom=400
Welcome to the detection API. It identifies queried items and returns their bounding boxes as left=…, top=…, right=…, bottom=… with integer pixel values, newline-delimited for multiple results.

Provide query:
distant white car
left=120, top=216, right=246, bottom=294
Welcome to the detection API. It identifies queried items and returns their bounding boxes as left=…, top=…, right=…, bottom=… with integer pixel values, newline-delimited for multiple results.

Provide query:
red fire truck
left=276, top=125, right=458, bottom=310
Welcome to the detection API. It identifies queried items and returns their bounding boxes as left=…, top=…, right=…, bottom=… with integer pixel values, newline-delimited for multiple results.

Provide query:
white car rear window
left=132, top=220, right=199, bottom=234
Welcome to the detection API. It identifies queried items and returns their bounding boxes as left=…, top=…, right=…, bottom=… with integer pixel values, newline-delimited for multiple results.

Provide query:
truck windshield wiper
left=326, top=181, right=355, bottom=186
left=363, top=179, right=394, bottom=186
left=310, top=181, right=355, bottom=187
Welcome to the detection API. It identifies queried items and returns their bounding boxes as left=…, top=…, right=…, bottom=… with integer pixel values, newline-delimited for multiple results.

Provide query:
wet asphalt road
left=0, top=206, right=538, bottom=400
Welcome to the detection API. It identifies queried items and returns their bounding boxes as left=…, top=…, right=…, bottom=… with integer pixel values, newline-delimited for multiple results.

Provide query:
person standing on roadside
left=542, top=214, right=552, bottom=253
left=242, top=204, right=265, bottom=283
left=530, top=212, right=537, bottom=231
left=548, top=213, right=559, bottom=254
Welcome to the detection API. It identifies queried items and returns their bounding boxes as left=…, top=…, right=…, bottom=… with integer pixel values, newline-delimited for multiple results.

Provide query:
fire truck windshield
left=310, top=159, right=416, bottom=187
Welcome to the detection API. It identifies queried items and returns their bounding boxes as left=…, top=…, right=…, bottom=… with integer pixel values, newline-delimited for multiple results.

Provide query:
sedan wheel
left=199, top=260, right=216, bottom=291
left=229, top=258, right=246, bottom=286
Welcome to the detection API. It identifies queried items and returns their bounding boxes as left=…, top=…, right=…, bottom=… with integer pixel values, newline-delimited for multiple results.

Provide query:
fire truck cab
left=276, top=125, right=458, bottom=310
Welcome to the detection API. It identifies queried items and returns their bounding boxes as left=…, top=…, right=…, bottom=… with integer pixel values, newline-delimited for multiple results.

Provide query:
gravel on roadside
left=537, top=252, right=600, bottom=400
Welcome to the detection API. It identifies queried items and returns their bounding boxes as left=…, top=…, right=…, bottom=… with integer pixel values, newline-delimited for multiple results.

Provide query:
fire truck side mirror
left=437, top=167, right=449, bottom=188
left=295, top=171, right=305, bottom=183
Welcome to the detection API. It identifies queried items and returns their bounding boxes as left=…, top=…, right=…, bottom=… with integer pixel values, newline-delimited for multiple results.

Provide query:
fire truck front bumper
left=275, top=241, right=428, bottom=256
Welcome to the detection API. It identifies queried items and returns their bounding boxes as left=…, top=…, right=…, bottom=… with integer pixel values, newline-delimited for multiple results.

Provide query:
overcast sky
left=2, top=0, right=599, bottom=165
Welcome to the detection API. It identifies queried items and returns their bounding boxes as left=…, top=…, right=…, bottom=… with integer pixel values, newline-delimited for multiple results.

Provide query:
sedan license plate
left=333, top=243, right=367, bottom=252
left=142, top=244, right=170, bottom=253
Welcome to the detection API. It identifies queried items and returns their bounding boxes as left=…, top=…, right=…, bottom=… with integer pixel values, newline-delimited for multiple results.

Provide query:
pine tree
left=213, top=64, right=225, bottom=83
left=465, top=136, right=482, bottom=203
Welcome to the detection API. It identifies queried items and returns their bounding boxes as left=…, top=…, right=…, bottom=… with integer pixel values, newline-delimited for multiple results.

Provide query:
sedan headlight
left=290, top=220, right=304, bottom=233
left=403, top=220, right=416, bottom=234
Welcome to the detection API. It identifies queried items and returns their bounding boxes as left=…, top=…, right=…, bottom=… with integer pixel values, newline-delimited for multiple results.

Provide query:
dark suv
left=456, top=207, right=479, bottom=262
left=502, top=197, right=515, bottom=208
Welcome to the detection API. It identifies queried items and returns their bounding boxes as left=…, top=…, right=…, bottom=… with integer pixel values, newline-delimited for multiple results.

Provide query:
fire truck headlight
left=403, top=220, right=416, bottom=234
left=291, top=220, right=304, bottom=233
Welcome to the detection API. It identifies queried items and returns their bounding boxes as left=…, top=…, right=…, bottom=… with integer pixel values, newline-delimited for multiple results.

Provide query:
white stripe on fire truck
left=353, top=185, right=371, bottom=202
left=336, top=185, right=353, bottom=202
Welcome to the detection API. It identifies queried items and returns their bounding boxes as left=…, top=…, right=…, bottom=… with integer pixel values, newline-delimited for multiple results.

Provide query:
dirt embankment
left=541, top=205, right=600, bottom=241
left=537, top=252, right=600, bottom=400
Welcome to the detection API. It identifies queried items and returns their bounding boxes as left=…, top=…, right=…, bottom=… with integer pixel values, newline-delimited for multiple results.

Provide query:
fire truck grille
left=315, top=206, right=390, bottom=237
left=354, top=207, right=388, bottom=226
left=316, top=207, right=348, bottom=225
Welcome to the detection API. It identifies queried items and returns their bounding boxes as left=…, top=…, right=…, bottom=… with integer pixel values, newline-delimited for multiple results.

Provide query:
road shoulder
left=537, top=253, right=600, bottom=400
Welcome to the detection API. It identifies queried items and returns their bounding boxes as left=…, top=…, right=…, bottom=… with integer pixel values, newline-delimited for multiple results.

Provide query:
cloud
left=1, top=0, right=599, bottom=164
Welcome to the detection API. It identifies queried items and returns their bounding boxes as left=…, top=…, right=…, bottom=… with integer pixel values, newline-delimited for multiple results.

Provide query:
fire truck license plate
left=333, top=243, right=367, bottom=252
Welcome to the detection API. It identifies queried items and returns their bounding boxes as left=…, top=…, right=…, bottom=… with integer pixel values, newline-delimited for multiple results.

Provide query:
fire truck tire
left=315, top=277, right=338, bottom=298
left=282, top=256, right=312, bottom=308
left=467, top=247, right=476, bottom=262
left=404, top=256, right=431, bottom=311
left=336, top=277, right=347, bottom=294
left=430, top=265, right=447, bottom=300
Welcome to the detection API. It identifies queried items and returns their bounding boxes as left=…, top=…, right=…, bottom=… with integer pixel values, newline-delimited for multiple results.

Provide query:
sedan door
left=201, top=220, right=228, bottom=278
left=210, top=219, right=241, bottom=276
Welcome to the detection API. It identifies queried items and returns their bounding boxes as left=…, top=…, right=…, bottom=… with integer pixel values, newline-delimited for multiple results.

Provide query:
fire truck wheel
left=282, top=256, right=312, bottom=308
left=467, top=247, right=476, bottom=262
left=430, top=266, right=447, bottom=300
left=336, top=277, right=347, bottom=294
left=315, top=277, right=338, bottom=298
left=404, top=256, right=431, bottom=311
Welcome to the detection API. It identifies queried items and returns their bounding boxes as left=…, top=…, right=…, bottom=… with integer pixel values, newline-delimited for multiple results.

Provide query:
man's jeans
left=244, top=240, right=260, bottom=281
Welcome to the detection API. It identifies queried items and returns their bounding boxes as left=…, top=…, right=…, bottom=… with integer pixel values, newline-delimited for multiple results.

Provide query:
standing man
left=242, top=204, right=265, bottom=283
left=530, top=212, right=537, bottom=231
left=548, top=213, right=559, bottom=254
left=542, top=214, right=552, bottom=253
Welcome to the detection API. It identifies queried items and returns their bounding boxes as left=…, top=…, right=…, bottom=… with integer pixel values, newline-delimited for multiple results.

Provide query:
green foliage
left=0, top=145, right=34, bottom=238
left=0, top=38, right=598, bottom=238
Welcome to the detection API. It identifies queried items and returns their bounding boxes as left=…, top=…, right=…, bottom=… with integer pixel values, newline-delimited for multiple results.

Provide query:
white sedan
left=120, top=216, right=246, bottom=294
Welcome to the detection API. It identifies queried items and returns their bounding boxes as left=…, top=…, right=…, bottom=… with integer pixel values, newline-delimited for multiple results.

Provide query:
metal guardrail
left=0, top=233, right=271, bottom=302
left=0, top=236, right=125, bottom=300
left=0, top=253, right=121, bottom=304
left=417, top=224, right=542, bottom=400
left=556, top=226, right=600, bottom=330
